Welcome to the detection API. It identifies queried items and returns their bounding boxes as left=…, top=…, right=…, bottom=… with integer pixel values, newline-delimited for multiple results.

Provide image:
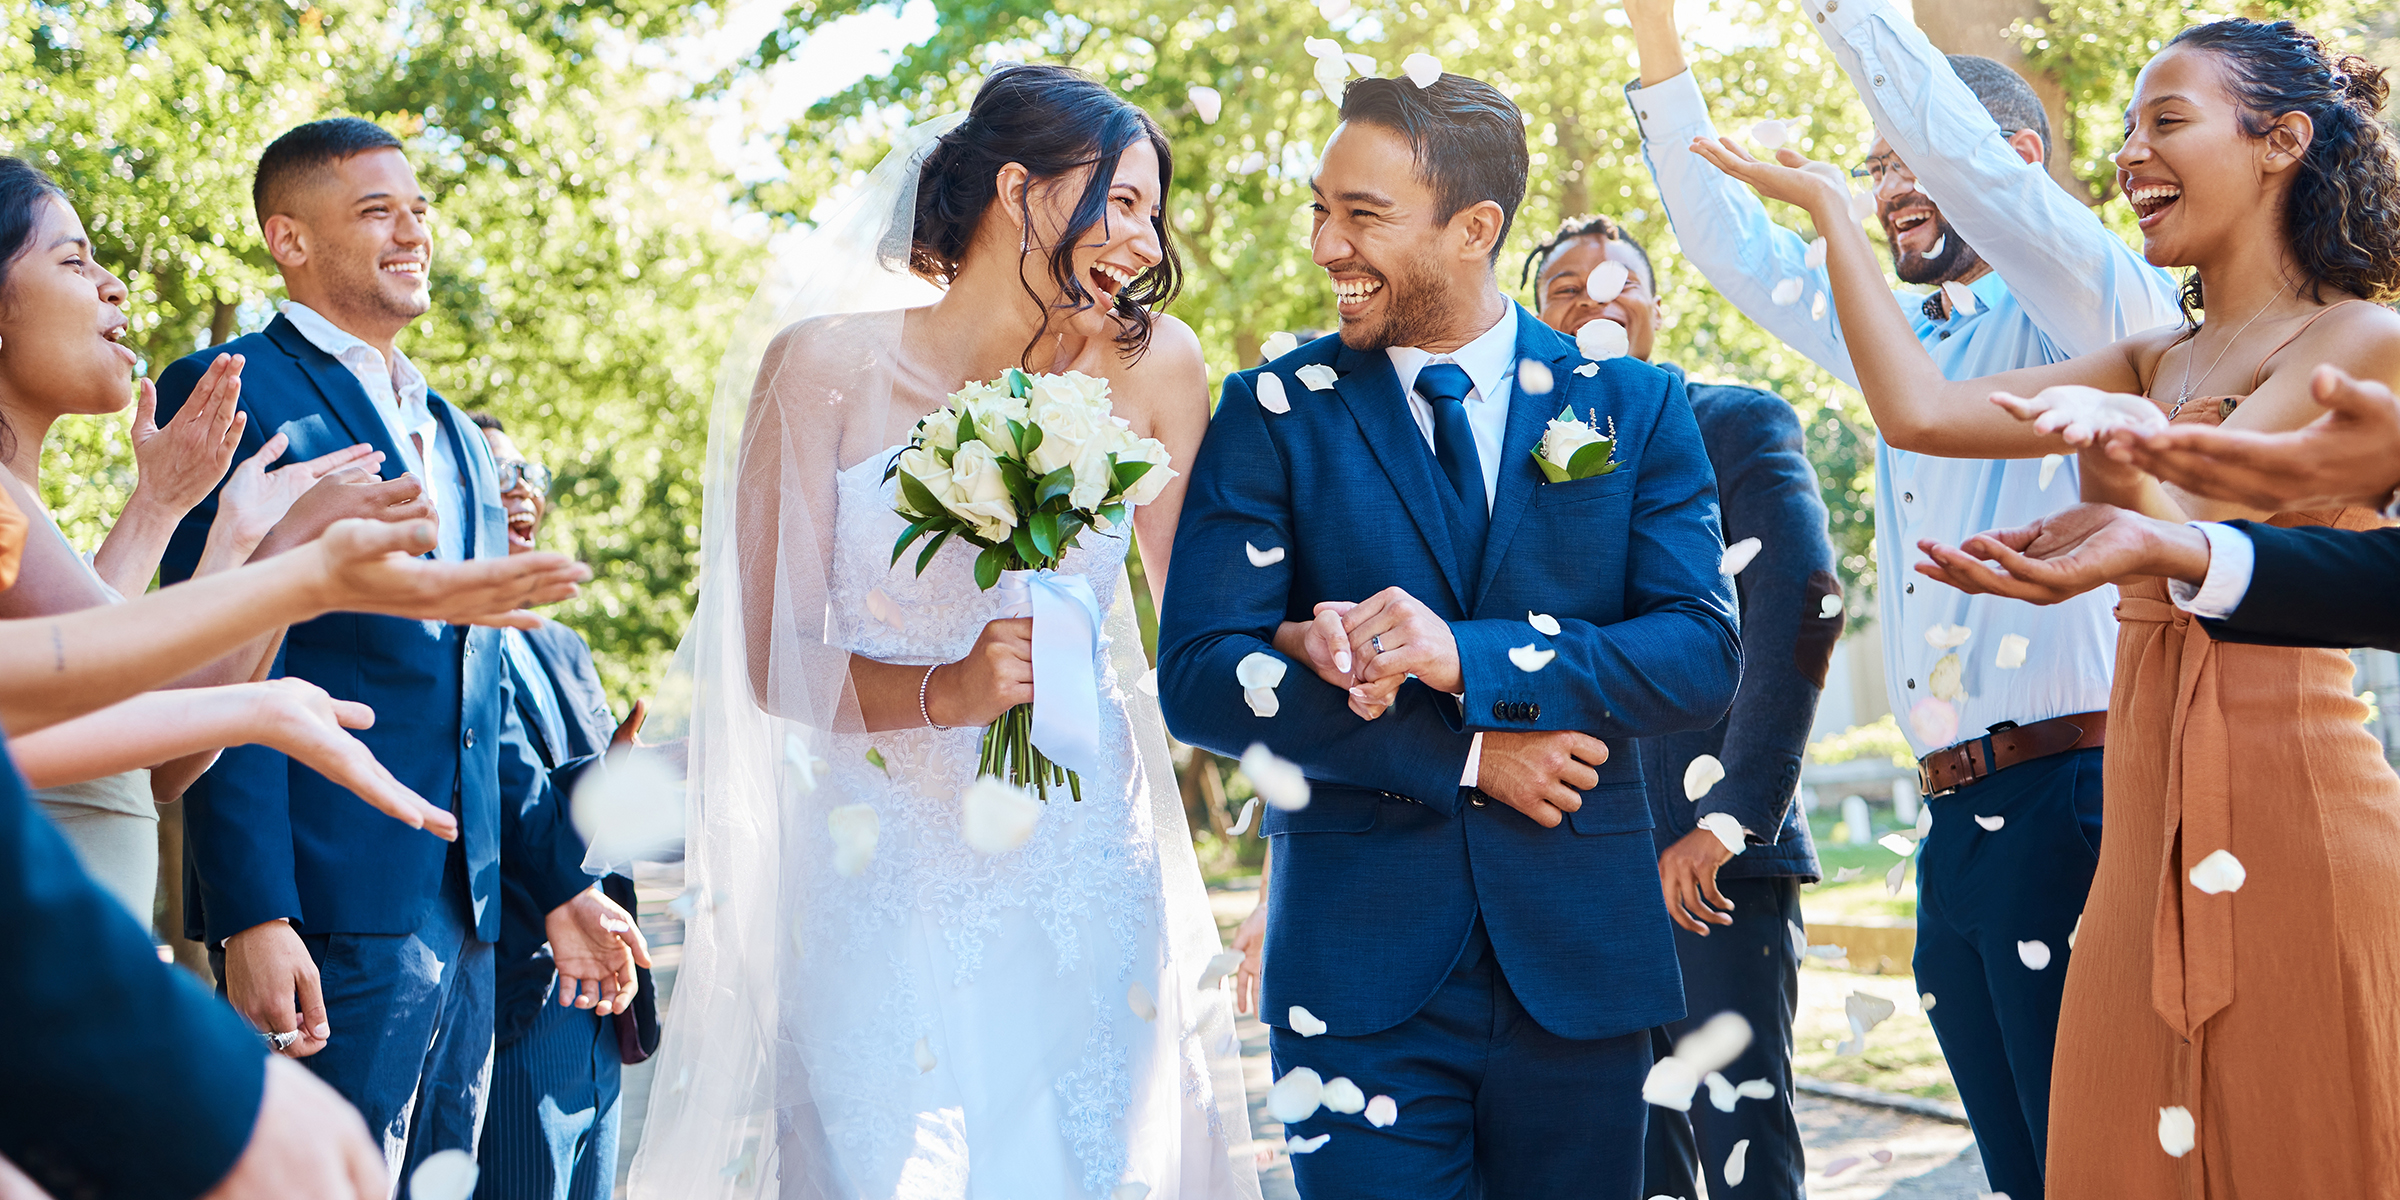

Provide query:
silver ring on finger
left=264, top=1028, right=300, bottom=1052
left=1370, top=635, right=1384, bottom=652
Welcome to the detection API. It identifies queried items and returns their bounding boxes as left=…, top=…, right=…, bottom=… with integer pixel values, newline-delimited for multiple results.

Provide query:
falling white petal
left=1846, top=991, right=1897, bottom=1037
left=2158, top=1106, right=2196, bottom=1157
left=1834, top=865, right=1864, bottom=883
left=409, top=1149, right=480, bottom=1200
left=1926, top=234, right=1948, bottom=259
left=1675, top=1011, right=1755, bottom=1074
left=1402, top=51, right=1442, bottom=88
left=2039, top=453, right=2065, bottom=489
left=1812, top=291, right=1828, bottom=321
left=1127, top=982, right=1157, bottom=1022
left=1267, top=1066, right=1325, bottom=1123
left=1587, top=261, right=1631, bottom=302
left=1320, top=1077, right=1367, bottom=1114
left=2070, top=912, right=2083, bottom=948
left=1928, top=652, right=1965, bottom=702
left=1365, top=1094, right=1399, bottom=1127
left=1188, top=85, right=1222, bottom=124
left=865, top=586, right=905, bottom=629
left=1771, top=278, right=1804, bottom=306
left=1872, top=1148, right=1895, bottom=1164
left=1922, top=992, right=1937, bottom=1010
left=960, top=777, right=1041, bottom=855
left=1924, top=623, right=1973, bottom=649
left=1575, top=319, right=1629, bottom=361
left=1849, top=188, right=1878, bottom=221
left=1825, top=1154, right=1862, bottom=1177
left=1289, top=1005, right=1329, bottom=1037
left=1821, top=592, right=1846, bottom=619
left=1113, top=1185, right=1152, bottom=1200
left=1787, top=918, right=1808, bottom=958
left=1316, top=0, right=1349, bottom=18
left=1225, top=796, right=1260, bottom=836
left=1804, top=236, right=1829, bottom=269
left=828, top=804, right=879, bottom=877
left=1517, top=359, right=1555, bottom=395
left=1697, top=812, right=1746, bottom=855
left=1137, top=668, right=1160, bottom=696
left=1245, top=542, right=1287, bottom=567
left=1886, top=859, right=1908, bottom=896
left=1244, top=687, right=1281, bottom=719
left=571, top=747, right=688, bottom=867
left=1528, top=611, right=1561, bottom=636
left=1261, top=331, right=1300, bottom=361
left=1976, top=814, right=2006, bottom=831
left=1879, top=833, right=1917, bottom=857
left=1806, top=943, right=1847, bottom=959
left=1508, top=643, right=1556, bottom=672
left=1642, top=1055, right=1701, bottom=1111
left=2018, top=939, right=2052, bottom=970
left=1198, top=949, right=1245, bottom=990
left=1684, top=754, right=1727, bottom=801
left=1704, top=1070, right=1740, bottom=1112
left=1241, top=742, right=1312, bottom=811
left=1295, top=363, right=1339, bottom=391
left=1801, top=160, right=1848, bottom=191
left=1749, top=118, right=1788, bottom=149
left=1257, top=372, right=1291, bottom=414
left=1303, top=36, right=1343, bottom=58
left=2189, top=849, right=2247, bottom=894
left=1573, top=362, right=1599, bottom=377
left=1724, top=1139, right=1751, bottom=1186
left=1916, top=805, right=1933, bottom=837
left=1721, top=537, right=1764, bottom=576
left=1286, top=1134, right=1332, bottom=1155
left=1737, top=1078, right=1777, bottom=1101
left=1236, top=652, right=1289, bottom=690
left=1941, top=280, right=1978, bottom=316
left=1996, top=633, right=2030, bottom=670
left=1343, top=53, right=1375, bottom=76
left=914, top=1036, right=937, bottom=1073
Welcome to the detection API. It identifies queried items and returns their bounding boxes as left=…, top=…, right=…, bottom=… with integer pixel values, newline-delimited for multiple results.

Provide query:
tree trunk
left=208, top=300, right=238, bottom=347
left=1910, top=0, right=2101, bottom=205
left=1557, top=110, right=1591, bottom=220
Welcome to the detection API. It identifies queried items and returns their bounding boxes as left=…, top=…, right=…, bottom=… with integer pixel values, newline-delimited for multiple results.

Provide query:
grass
left=1800, top=807, right=1920, bottom=921
left=1792, top=966, right=1958, bottom=1103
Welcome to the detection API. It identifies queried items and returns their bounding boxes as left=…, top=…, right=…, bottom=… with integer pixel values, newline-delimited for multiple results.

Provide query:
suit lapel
left=263, top=316, right=408, bottom=476
left=427, top=392, right=490, bottom=560
left=1472, top=308, right=1583, bottom=607
left=1329, top=343, right=1467, bottom=610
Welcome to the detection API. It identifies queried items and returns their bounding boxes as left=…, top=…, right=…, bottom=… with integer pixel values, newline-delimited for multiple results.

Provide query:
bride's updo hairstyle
left=2167, top=19, right=2400, bottom=312
left=909, top=64, right=1184, bottom=362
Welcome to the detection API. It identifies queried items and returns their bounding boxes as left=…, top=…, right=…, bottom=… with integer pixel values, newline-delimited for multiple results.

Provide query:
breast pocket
left=1532, top=469, right=1635, bottom=508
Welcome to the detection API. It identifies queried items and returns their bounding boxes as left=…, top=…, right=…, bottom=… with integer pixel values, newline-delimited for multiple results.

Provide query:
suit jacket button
left=1530, top=704, right=1541, bottom=721
left=1492, top=700, right=1507, bottom=720
left=464, top=730, right=476, bottom=749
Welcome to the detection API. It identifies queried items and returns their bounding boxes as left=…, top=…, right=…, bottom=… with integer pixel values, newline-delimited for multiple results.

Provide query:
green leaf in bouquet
left=997, top=456, right=1030, bottom=499
left=1004, top=367, right=1031, bottom=399
left=914, top=529, right=953, bottom=575
left=974, top=545, right=1005, bottom=591
left=956, top=410, right=978, bottom=450
left=1112, top=458, right=1155, bottom=495
left=1054, top=514, right=1086, bottom=554
left=1531, top=451, right=1571, bottom=484
left=1567, top=438, right=1616, bottom=480
left=890, top=517, right=933, bottom=567
left=1097, top=503, right=1128, bottom=531
left=896, top=471, right=945, bottom=522
left=1028, top=510, right=1060, bottom=559
left=1036, top=465, right=1076, bottom=508
left=1013, top=418, right=1042, bottom=460
left=1010, top=524, right=1040, bottom=566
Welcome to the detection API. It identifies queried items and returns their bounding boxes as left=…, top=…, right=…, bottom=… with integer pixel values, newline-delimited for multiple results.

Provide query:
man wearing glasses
left=1619, top=1, right=2179, bottom=1196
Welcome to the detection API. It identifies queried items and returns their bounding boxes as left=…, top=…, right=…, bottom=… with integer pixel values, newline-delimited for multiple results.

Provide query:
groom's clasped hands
left=1275, top=587, right=1610, bottom=830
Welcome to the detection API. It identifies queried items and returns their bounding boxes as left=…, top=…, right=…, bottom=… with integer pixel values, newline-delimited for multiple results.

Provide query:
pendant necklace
left=2170, top=278, right=2292, bottom=419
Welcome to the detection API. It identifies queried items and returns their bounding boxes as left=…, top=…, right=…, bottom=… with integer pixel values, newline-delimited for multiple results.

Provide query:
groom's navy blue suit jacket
left=1159, top=308, right=1740, bottom=1041
left=156, top=315, right=589, bottom=947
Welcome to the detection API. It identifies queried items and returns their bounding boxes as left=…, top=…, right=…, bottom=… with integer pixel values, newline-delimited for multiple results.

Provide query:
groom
left=1159, top=73, right=1739, bottom=1197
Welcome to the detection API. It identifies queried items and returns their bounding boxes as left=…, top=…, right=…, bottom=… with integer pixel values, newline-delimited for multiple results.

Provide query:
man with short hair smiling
left=154, top=118, right=639, bottom=1181
left=1160, top=73, right=1738, bottom=1197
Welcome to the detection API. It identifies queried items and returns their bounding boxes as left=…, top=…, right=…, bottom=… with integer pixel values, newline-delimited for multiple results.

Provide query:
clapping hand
left=1913, top=502, right=2212, bottom=604
left=2107, top=363, right=2400, bottom=510
left=201, top=435, right=381, bottom=569
left=130, top=355, right=248, bottom=516
left=254, top=467, right=435, bottom=559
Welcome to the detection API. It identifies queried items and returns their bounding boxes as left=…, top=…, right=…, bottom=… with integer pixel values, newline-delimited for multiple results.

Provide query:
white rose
left=894, top=446, right=954, bottom=519
left=1069, top=438, right=1117, bottom=511
left=914, top=409, right=960, bottom=454
left=1539, top=417, right=1606, bottom=471
left=943, top=440, right=1020, bottom=543
left=1027, top=370, right=1113, bottom=414
left=1028, top=392, right=1107, bottom=477
left=957, top=379, right=1028, bottom=434
left=1113, top=436, right=1177, bottom=507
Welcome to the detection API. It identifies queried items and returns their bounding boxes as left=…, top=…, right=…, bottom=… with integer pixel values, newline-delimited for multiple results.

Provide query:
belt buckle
left=1916, top=758, right=1952, bottom=800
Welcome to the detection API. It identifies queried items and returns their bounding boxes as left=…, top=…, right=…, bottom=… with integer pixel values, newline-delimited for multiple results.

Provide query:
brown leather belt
left=1916, top=710, right=2108, bottom=798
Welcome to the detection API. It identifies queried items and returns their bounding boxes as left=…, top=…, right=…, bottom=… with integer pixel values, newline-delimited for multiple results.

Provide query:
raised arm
left=1802, top=0, right=2182, bottom=353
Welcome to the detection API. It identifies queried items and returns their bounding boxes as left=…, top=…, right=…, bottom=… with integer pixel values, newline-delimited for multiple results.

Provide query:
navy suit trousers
left=1269, top=921, right=1652, bottom=1200
left=1643, top=876, right=1806, bottom=1200
left=1914, top=748, right=2103, bottom=1200
left=478, top=978, right=622, bottom=1200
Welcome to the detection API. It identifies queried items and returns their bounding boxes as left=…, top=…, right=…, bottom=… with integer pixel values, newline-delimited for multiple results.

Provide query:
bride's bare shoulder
left=1107, top=313, right=1209, bottom=417
left=762, top=307, right=917, bottom=367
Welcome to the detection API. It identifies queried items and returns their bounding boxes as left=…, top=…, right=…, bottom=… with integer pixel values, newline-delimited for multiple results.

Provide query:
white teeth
left=1093, top=262, right=1136, bottom=289
left=1331, top=278, right=1383, bottom=303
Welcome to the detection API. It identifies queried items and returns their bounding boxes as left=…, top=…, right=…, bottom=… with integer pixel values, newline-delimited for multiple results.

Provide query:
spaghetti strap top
left=2247, top=297, right=2378, bottom=392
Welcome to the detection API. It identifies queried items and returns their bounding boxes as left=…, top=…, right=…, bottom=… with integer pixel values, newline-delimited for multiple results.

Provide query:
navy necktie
left=1414, top=360, right=1489, bottom=559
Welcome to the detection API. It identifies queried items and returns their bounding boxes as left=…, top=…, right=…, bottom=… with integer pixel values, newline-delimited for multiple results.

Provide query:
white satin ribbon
left=995, top=568, right=1104, bottom=776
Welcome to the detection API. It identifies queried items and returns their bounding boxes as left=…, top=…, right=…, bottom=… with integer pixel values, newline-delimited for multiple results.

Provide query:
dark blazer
left=2200, top=521, right=2400, bottom=653
left=0, top=735, right=265, bottom=1200
left=496, top=618, right=659, bottom=1056
left=1638, top=366, right=1833, bottom=881
left=1158, top=308, right=1741, bottom=1041
left=158, top=314, right=590, bottom=945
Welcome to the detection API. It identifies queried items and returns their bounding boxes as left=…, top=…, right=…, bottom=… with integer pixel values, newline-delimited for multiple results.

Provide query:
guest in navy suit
left=155, top=118, right=640, bottom=1181
left=470, top=413, right=659, bottom=1200
left=1158, top=74, right=1738, bottom=1199
left=1526, top=214, right=1839, bottom=1200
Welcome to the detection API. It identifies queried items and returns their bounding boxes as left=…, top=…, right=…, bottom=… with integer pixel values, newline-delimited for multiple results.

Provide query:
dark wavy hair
left=0, top=157, right=70, bottom=461
left=2166, top=19, right=2400, bottom=314
left=908, top=64, right=1182, bottom=365
left=1519, top=213, right=1657, bottom=301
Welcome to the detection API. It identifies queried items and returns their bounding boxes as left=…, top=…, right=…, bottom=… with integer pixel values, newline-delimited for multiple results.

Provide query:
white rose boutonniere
left=1532, top=406, right=1618, bottom=483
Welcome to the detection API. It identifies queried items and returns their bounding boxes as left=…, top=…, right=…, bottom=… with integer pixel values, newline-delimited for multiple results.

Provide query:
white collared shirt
left=281, top=301, right=463, bottom=561
left=1388, top=302, right=1519, bottom=514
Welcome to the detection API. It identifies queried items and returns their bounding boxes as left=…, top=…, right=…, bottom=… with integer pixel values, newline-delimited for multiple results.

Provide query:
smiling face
left=1016, top=137, right=1166, bottom=335
left=1310, top=120, right=1500, bottom=352
left=2115, top=44, right=2290, bottom=271
left=0, top=194, right=138, bottom=426
left=1861, top=138, right=1979, bottom=286
left=482, top=427, right=546, bottom=554
left=1535, top=235, right=1659, bottom=361
left=267, top=147, right=431, bottom=341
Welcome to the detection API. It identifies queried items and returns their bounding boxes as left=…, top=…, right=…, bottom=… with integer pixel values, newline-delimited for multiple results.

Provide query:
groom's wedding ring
left=263, top=1029, right=301, bottom=1052
left=1370, top=635, right=1384, bottom=653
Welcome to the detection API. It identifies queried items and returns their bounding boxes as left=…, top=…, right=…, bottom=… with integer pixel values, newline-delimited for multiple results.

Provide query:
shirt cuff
left=1628, top=69, right=1714, bottom=143
left=1461, top=731, right=1485, bottom=788
left=1801, top=0, right=1883, bottom=38
left=2167, top=521, right=2255, bottom=619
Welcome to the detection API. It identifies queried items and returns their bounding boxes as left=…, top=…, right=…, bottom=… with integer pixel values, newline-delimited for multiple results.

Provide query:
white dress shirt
left=1387, top=302, right=1520, bottom=785
left=2171, top=523, right=2258, bottom=618
left=1632, top=0, right=2184, bottom=756
left=281, top=301, right=464, bottom=562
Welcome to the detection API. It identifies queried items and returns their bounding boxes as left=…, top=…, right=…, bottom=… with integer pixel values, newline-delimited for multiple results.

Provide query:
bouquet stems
left=979, top=703, right=1081, bottom=801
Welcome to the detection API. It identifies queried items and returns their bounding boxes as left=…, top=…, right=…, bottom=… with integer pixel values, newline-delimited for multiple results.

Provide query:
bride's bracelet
left=920, top=664, right=950, bottom=730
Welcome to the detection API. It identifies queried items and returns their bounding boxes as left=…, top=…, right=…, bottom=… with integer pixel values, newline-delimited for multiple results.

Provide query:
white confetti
left=1137, top=668, right=1160, bottom=696
left=409, top=1149, right=480, bottom=1200
left=2039, top=453, right=2065, bottom=490
left=1995, top=633, right=2030, bottom=670
left=1675, top=1012, right=1755, bottom=1075
left=1737, top=1078, right=1777, bottom=1100
left=1704, top=1070, right=1740, bottom=1112
left=1319, top=1077, right=1367, bottom=1114
left=1236, top=652, right=1288, bottom=690
left=1873, top=1148, right=1894, bottom=1164
left=570, top=747, right=687, bottom=867
left=1573, top=362, right=1599, bottom=377
left=1825, top=1154, right=1862, bottom=1177
left=1975, top=814, right=2005, bottom=831
left=1878, top=833, right=1916, bottom=857
left=1225, top=796, right=1260, bottom=836
left=1821, top=592, right=1845, bottom=619
left=1268, top=1066, right=1325, bottom=1122
left=1575, top=318, right=1629, bottom=361
left=1517, top=359, right=1555, bottom=395
left=1113, top=1185, right=1152, bottom=1200
left=1343, top=53, right=1375, bottom=76
left=1804, top=236, right=1828, bottom=269
left=1316, top=0, right=1349, bottom=18
left=1245, top=541, right=1286, bottom=567
left=1833, top=865, right=1864, bottom=882
left=2189, top=849, right=2246, bottom=895
left=1886, top=858, right=1908, bottom=896
left=1365, top=1094, right=1399, bottom=1127
left=1289, top=1005, right=1328, bottom=1037
left=1916, top=805, right=1933, bottom=837
left=1641, top=1055, right=1701, bottom=1111
left=2070, top=912, right=2083, bottom=948
left=829, top=803, right=879, bottom=877
left=2018, top=939, right=2052, bottom=970
left=960, top=776, right=1041, bottom=855
left=1849, top=188, right=1877, bottom=221
left=1586, top=261, right=1631, bottom=302
left=1257, top=372, right=1291, bottom=414
left=1697, top=812, right=1746, bottom=855
left=1303, top=36, right=1343, bottom=58
left=1928, top=652, right=1965, bottom=702
left=1725, top=1138, right=1751, bottom=1186
left=2158, top=1105, right=2195, bottom=1157
left=1684, top=754, right=1727, bottom=801
left=1241, top=743, right=1311, bottom=811
left=1846, top=991, right=1896, bottom=1039
left=1924, top=623, right=1973, bottom=649
left=1198, top=949, right=1244, bottom=990
left=1771, top=278, right=1804, bottom=306
left=1801, top=160, right=1848, bottom=191
left=1402, top=51, right=1442, bottom=88
left=1812, top=291, right=1828, bottom=321
left=1188, top=85, right=1222, bottom=124
left=1261, top=331, right=1300, bottom=361
left=1244, top=688, right=1281, bottom=718
left=1927, top=234, right=1947, bottom=259
left=1527, top=611, right=1561, bottom=636
left=1286, top=1134, right=1331, bottom=1155
left=1807, top=943, right=1847, bottom=960
left=1508, top=643, right=1556, bottom=672
left=1941, top=280, right=1978, bottom=316
left=1127, top=982, right=1156, bottom=1022
left=914, top=1036, right=937, bottom=1073
left=1749, top=117, right=1788, bottom=149
left=865, top=586, right=905, bottom=629
left=1787, top=918, right=1807, bottom=958
left=1295, top=363, right=1339, bottom=391
left=1721, top=537, right=1764, bottom=576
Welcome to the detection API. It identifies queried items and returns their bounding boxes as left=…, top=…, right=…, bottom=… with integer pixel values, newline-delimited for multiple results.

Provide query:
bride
left=627, top=66, right=1260, bottom=1199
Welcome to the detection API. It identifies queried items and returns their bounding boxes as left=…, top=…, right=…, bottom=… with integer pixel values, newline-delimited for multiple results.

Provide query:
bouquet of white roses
left=888, top=366, right=1176, bottom=799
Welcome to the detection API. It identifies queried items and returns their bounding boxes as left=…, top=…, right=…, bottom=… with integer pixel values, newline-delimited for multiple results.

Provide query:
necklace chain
left=2172, top=279, right=2294, bottom=418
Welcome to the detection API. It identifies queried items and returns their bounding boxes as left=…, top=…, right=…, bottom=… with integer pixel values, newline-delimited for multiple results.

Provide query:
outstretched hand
left=131, top=356, right=248, bottom=516
left=1687, top=137, right=1853, bottom=220
left=209, top=436, right=383, bottom=563
left=1912, top=502, right=2212, bottom=604
left=241, top=679, right=458, bottom=840
left=2107, top=363, right=2400, bottom=510
left=306, top=518, right=589, bottom=626
left=1990, top=385, right=2166, bottom=448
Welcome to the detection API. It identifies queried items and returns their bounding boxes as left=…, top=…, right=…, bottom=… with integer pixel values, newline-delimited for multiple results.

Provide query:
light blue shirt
left=281, top=301, right=465, bottom=563
left=1631, top=0, right=2183, bottom=755
left=502, top=627, right=568, bottom=758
